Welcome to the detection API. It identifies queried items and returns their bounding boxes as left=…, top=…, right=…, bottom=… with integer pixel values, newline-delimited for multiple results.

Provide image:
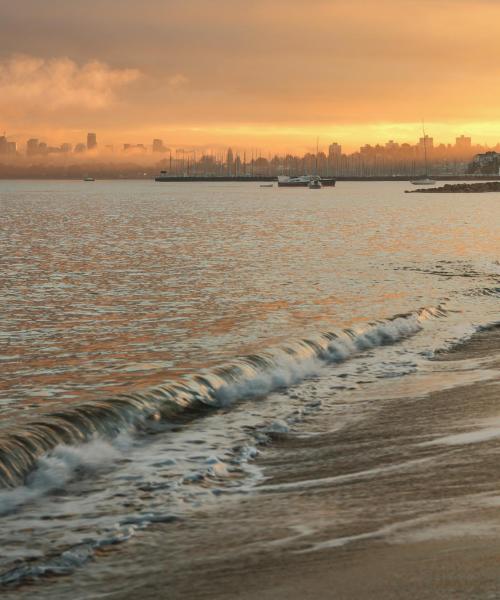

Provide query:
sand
left=8, top=326, right=500, bottom=600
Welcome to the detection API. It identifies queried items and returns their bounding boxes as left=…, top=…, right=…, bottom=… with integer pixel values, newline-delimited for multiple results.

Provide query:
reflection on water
left=1, top=181, right=498, bottom=421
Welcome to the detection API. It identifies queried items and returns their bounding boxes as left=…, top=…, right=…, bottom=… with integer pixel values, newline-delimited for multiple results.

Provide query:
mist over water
left=0, top=180, right=498, bottom=591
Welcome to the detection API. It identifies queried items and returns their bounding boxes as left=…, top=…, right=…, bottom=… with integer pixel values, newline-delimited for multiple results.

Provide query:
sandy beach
left=12, top=324, right=497, bottom=600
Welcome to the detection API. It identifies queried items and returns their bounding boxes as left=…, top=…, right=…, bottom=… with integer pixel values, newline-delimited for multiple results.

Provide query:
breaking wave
left=0, top=306, right=447, bottom=489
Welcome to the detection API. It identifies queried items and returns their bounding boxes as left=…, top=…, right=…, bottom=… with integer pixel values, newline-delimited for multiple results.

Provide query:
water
left=0, top=180, right=498, bottom=591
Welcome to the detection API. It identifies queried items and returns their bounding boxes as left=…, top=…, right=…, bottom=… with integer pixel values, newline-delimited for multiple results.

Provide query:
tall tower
left=87, top=132, right=97, bottom=151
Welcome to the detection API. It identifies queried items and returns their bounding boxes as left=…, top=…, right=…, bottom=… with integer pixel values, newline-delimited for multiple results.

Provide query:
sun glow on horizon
left=1, top=0, right=500, bottom=154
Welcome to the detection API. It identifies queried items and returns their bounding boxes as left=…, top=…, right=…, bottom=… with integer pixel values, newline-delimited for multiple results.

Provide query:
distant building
left=419, top=136, right=434, bottom=151
left=455, top=135, right=472, bottom=152
left=123, top=143, right=147, bottom=153
left=328, top=142, right=342, bottom=157
left=0, top=137, right=15, bottom=154
left=153, top=139, right=166, bottom=153
left=60, top=143, right=72, bottom=153
left=87, top=132, right=97, bottom=151
left=74, top=143, right=87, bottom=153
left=27, top=138, right=40, bottom=156
left=469, top=151, right=500, bottom=175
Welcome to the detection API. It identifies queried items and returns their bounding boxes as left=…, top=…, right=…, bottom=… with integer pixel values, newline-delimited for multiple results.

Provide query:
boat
left=277, top=175, right=336, bottom=187
left=83, top=176, right=95, bottom=182
left=260, top=183, right=273, bottom=188
left=278, top=175, right=312, bottom=187
left=411, top=123, right=435, bottom=186
left=410, top=177, right=435, bottom=186
left=309, top=139, right=323, bottom=189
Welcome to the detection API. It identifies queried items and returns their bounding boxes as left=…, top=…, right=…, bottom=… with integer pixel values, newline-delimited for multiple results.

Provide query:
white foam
left=297, top=516, right=434, bottom=553
left=0, top=437, right=128, bottom=515
left=422, top=426, right=500, bottom=447
left=208, top=308, right=440, bottom=409
left=258, top=456, right=435, bottom=493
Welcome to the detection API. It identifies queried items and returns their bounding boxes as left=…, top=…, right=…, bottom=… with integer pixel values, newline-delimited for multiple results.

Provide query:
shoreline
left=1, top=176, right=500, bottom=182
left=147, top=326, right=500, bottom=600
left=16, top=325, right=500, bottom=600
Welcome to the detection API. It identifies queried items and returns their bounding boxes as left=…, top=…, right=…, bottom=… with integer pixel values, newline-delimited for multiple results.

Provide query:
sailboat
left=411, top=123, right=436, bottom=186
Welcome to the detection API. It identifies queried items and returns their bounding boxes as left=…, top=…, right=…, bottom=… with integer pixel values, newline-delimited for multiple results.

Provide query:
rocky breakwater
left=407, top=181, right=500, bottom=193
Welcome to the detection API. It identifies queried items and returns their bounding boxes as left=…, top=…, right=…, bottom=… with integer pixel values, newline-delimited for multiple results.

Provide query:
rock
left=407, top=181, right=500, bottom=193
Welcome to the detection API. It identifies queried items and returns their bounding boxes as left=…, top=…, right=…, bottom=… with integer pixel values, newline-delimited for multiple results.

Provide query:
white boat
left=277, top=175, right=336, bottom=188
left=308, top=177, right=322, bottom=189
left=277, top=175, right=313, bottom=187
left=410, top=177, right=435, bottom=186
left=83, top=176, right=95, bottom=182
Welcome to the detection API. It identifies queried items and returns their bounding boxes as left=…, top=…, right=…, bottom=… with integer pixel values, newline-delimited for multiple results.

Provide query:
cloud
left=0, top=55, right=140, bottom=116
left=167, top=73, right=189, bottom=89
left=1, top=1, right=499, bottom=148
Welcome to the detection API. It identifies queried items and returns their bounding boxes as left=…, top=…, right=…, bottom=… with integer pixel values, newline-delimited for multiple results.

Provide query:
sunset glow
left=1, top=0, right=500, bottom=151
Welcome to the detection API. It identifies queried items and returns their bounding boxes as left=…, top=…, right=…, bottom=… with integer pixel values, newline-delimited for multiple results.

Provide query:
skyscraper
left=455, top=135, right=472, bottom=152
left=87, top=133, right=97, bottom=151
left=328, top=142, right=342, bottom=157
left=26, top=138, right=40, bottom=156
left=419, top=136, right=434, bottom=151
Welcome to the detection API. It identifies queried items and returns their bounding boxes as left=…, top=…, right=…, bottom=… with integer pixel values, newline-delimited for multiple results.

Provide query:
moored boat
left=410, top=177, right=435, bottom=186
left=277, top=175, right=336, bottom=187
left=308, top=177, right=322, bottom=189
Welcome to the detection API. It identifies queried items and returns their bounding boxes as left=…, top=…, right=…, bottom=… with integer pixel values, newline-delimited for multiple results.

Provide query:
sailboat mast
left=422, top=122, right=428, bottom=176
left=316, top=137, right=319, bottom=175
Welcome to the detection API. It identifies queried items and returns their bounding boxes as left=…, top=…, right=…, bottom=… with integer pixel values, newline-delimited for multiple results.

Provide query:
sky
left=1, top=0, right=500, bottom=152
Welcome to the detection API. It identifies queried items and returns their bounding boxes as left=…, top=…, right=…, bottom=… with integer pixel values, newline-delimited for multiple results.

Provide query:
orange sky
left=1, top=0, right=500, bottom=152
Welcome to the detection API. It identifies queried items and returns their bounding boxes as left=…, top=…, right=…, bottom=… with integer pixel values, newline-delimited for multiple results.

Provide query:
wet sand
left=10, top=326, right=500, bottom=600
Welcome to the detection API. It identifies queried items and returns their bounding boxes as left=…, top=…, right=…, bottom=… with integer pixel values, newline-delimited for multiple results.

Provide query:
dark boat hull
left=278, top=179, right=336, bottom=187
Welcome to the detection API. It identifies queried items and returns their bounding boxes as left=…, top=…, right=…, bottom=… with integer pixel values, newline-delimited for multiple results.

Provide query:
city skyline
left=1, top=129, right=499, bottom=160
left=2, top=128, right=499, bottom=179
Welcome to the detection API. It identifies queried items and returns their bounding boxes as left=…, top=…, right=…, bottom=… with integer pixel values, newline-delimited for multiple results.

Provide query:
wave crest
left=0, top=306, right=447, bottom=489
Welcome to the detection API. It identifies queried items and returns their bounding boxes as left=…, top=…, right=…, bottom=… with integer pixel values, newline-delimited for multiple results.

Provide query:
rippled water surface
left=1, top=180, right=498, bottom=415
left=0, top=180, right=498, bottom=591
